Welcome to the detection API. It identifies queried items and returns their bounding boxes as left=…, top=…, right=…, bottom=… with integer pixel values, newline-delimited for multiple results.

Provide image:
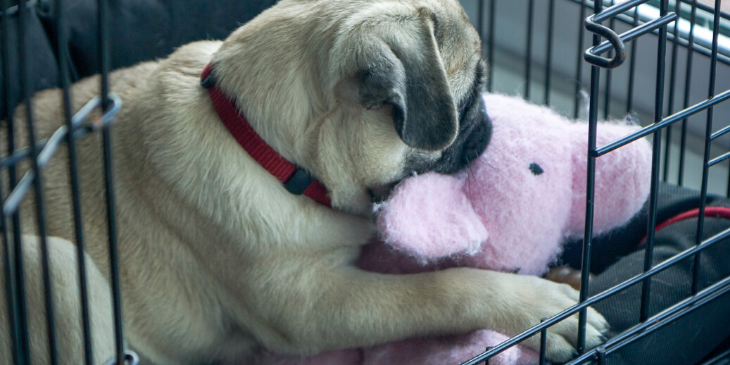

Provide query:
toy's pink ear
left=376, top=172, right=488, bottom=260
left=568, top=122, right=652, bottom=236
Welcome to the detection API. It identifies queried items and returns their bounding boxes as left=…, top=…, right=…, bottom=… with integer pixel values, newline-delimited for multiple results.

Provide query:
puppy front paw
left=499, top=276, right=609, bottom=363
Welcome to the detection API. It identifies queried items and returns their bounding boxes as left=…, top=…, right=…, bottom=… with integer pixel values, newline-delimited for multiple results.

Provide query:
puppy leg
left=255, top=267, right=608, bottom=363
left=0, top=235, right=115, bottom=365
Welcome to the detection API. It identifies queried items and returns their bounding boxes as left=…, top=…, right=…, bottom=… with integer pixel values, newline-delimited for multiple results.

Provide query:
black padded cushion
left=2, top=0, right=277, bottom=113
left=0, top=2, right=59, bottom=116
left=36, top=0, right=277, bottom=79
left=560, top=183, right=730, bottom=365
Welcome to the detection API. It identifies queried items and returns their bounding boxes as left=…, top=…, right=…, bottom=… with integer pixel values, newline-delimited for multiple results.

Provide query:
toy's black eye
left=529, top=163, right=544, bottom=176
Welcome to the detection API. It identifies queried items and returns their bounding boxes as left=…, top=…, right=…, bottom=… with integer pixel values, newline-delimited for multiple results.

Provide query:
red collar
left=201, top=63, right=331, bottom=207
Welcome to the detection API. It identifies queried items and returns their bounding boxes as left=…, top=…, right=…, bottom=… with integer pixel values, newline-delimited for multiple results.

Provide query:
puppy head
left=214, top=0, right=491, bottom=215
left=325, top=0, right=491, bottom=213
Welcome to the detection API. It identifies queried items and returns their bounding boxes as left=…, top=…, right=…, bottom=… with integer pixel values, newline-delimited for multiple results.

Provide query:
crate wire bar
left=55, top=0, right=95, bottom=360
left=679, top=0, right=700, bottom=187
left=4, top=0, right=47, bottom=364
left=0, top=0, right=130, bottom=364
left=466, top=0, right=730, bottom=364
left=664, top=0, right=681, bottom=182
left=694, top=0, right=724, bottom=297
left=1, top=1, right=26, bottom=364
left=97, top=0, right=127, bottom=363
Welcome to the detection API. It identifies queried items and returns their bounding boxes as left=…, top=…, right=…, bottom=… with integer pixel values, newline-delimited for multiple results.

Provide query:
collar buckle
left=284, top=168, right=315, bottom=195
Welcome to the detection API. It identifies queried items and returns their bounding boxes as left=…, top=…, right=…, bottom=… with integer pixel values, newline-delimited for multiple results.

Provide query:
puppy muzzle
left=433, top=95, right=492, bottom=175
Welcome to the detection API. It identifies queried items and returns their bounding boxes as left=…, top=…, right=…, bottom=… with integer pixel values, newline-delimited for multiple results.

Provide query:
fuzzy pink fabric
left=374, top=173, right=488, bottom=260
left=247, top=331, right=533, bottom=365
left=377, top=94, right=651, bottom=276
left=241, top=93, right=652, bottom=365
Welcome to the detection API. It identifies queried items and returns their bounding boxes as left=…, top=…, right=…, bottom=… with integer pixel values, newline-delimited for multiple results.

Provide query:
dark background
left=0, top=0, right=277, bottom=115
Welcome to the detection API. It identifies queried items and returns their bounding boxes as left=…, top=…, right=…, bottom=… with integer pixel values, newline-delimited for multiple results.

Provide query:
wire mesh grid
left=0, top=0, right=728, bottom=365
left=465, top=0, right=730, bottom=364
left=0, top=0, right=128, bottom=364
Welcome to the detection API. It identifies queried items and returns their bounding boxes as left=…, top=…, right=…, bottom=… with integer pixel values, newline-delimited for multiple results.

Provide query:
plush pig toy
left=246, top=93, right=652, bottom=365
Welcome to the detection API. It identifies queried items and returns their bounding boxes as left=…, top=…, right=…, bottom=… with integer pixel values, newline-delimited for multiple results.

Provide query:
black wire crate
left=1, top=0, right=730, bottom=365
left=461, top=0, right=730, bottom=364
left=0, top=0, right=128, bottom=364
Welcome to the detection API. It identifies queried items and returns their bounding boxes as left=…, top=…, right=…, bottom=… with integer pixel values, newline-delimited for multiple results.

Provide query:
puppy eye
left=529, top=163, right=544, bottom=176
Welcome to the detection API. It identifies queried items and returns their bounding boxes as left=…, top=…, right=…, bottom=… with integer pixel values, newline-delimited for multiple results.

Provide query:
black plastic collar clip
left=284, top=168, right=314, bottom=195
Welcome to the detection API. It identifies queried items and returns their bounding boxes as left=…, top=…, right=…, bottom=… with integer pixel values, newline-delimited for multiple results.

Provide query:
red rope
left=638, top=206, right=730, bottom=247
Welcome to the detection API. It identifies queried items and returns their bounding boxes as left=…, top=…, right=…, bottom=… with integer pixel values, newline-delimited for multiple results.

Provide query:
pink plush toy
left=245, top=93, right=652, bottom=365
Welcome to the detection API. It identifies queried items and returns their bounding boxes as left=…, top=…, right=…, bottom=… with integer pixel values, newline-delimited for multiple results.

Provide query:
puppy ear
left=359, top=8, right=458, bottom=151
